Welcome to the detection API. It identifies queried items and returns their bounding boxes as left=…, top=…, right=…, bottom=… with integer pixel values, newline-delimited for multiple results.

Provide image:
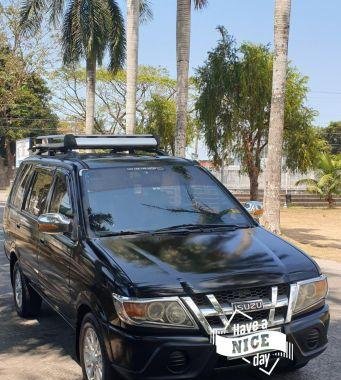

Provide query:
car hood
left=96, top=226, right=320, bottom=297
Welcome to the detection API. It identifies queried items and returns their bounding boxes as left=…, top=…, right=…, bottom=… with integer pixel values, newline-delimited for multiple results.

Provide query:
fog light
left=167, top=350, right=188, bottom=374
left=306, top=328, right=320, bottom=349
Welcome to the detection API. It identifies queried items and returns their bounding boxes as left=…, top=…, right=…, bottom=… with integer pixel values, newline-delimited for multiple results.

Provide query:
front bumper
left=103, top=305, right=329, bottom=379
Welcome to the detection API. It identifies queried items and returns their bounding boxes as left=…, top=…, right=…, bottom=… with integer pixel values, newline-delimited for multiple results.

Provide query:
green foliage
left=296, top=153, right=341, bottom=207
left=138, top=94, right=177, bottom=154
left=194, top=0, right=209, bottom=10
left=139, top=0, right=153, bottom=24
left=195, top=27, right=326, bottom=197
left=51, top=65, right=178, bottom=133
left=194, top=27, right=237, bottom=165
left=20, top=0, right=126, bottom=71
left=138, top=94, right=195, bottom=154
left=0, top=47, right=58, bottom=139
left=321, top=121, right=341, bottom=154
left=0, top=44, right=58, bottom=157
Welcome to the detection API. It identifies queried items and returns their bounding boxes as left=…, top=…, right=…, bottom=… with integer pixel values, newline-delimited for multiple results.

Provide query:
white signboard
left=16, top=138, right=31, bottom=168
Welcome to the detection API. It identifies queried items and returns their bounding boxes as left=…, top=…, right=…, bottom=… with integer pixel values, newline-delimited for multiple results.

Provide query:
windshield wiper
left=142, top=204, right=239, bottom=216
left=153, top=223, right=251, bottom=233
left=96, top=230, right=150, bottom=237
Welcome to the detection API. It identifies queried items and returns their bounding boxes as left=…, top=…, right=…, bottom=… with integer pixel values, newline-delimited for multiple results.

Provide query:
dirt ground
left=280, top=208, right=341, bottom=262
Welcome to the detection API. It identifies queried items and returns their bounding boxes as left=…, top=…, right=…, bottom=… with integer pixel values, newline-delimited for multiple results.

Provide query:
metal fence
left=210, top=166, right=315, bottom=193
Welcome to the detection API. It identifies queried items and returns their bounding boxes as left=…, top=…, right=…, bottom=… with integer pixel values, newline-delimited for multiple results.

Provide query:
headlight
left=293, top=276, right=328, bottom=315
left=113, top=295, right=197, bottom=329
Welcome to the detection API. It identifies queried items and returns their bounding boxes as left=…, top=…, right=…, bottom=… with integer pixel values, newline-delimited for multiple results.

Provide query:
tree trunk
left=261, top=0, right=291, bottom=234
left=85, top=56, right=97, bottom=135
left=0, top=157, right=7, bottom=189
left=126, top=0, right=140, bottom=135
left=249, top=170, right=259, bottom=201
left=6, top=140, right=15, bottom=184
left=174, top=0, right=191, bottom=157
left=326, top=193, right=334, bottom=208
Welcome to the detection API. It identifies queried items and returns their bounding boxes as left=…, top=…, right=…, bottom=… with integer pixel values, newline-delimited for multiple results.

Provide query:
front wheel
left=13, top=261, right=42, bottom=318
left=79, top=313, right=116, bottom=380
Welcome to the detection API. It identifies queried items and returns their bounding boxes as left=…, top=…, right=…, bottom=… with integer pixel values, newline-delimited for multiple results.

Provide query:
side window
left=26, top=170, right=53, bottom=216
left=12, top=165, right=32, bottom=209
left=49, top=173, right=73, bottom=218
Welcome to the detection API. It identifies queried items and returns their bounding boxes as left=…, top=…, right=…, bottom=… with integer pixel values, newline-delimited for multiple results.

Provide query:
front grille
left=191, top=284, right=289, bottom=307
left=182, top=283, right=292, bottom=335
left=231, top=309, right=269, bottom=324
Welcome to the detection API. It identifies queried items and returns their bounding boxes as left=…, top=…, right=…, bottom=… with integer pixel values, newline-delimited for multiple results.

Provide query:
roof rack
left=30, top=134, right=161, bottom=155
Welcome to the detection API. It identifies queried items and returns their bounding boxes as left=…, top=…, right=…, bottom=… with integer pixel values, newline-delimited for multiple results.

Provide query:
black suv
left=3, top=135, right=329, bottom=380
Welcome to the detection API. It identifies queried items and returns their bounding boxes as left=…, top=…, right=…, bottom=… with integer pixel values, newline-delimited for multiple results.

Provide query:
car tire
left=80, top=313, right=116, bottom=380
left=13, top=261, right=42, bottom=318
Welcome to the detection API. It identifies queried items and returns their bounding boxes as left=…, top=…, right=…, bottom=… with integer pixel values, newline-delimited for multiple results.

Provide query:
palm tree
left=296, top=153, right=341, bottom=208
left=261, top=0, right=291, bottom=233
left=125, top=0, right=152, bottom=134
left=174, top=0, right=207, bottom=157
left=20, top=0, right=126, bottom=135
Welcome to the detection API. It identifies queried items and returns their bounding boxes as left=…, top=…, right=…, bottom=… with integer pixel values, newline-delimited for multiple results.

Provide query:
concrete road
left=0, top=203, right=340, bottom=380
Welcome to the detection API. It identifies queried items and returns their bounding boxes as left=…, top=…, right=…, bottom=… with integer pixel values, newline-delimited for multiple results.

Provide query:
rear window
left=26, top=170, right=53, bottom=216
left=11, top=164, right=32, bottom=209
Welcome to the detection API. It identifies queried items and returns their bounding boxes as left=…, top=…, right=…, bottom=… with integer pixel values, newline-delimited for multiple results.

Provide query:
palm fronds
left=139, top=0, right=153, bottom=24
left=194, top=0, right=208, bottom=10
left=20, top=0, right=47, bottom=34
left=107, top=0, right=126, bottom=72
left=295, top=153, right=341, bottom=206
left=20, top=0, right=126, bottom=70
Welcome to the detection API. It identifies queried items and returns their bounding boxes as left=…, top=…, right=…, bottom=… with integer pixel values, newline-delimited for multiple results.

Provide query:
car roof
left=23, top=153, right=194, bottom=170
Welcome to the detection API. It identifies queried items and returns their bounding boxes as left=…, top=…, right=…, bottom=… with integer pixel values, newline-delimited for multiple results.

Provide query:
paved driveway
left=0, top=203, right=340, bottom=380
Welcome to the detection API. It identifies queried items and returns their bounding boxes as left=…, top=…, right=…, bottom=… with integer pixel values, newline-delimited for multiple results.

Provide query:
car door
left=3, top=164, right=32, bottom=260
left=17, top=166, right=54, bottom=285
left=38, top=169, right=77, bottom=319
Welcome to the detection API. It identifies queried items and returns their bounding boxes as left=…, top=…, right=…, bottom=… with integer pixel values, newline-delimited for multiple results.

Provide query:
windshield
left=82, top=164, right=251, bottom=236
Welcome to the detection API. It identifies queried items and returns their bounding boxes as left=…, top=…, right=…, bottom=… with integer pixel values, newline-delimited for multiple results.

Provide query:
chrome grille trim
left=286, top=283, right=299, bottom=323
left=268, top=286, right=278, bottom=324
left=205, top=294, right=231, bottom=329
left=182, top=284, right=292, bottom=335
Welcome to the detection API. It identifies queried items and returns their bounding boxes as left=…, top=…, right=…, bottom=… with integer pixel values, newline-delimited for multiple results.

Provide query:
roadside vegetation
left=195, top=27, right=327, bottom=201
left=0, top=0, right=339, bottom=237
left=296, top=153, right=341, bottom=207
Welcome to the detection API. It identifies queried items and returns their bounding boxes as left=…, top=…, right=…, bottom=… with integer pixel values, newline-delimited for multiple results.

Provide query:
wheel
left=13, top=261, right=42, bottom=318
left=79, top=313, right=116, bottom=380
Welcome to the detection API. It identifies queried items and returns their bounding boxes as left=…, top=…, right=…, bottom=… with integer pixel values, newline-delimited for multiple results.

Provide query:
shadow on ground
left=0, top=297, right=76, bottom=360
left=282, top=227, right=341, bottom=250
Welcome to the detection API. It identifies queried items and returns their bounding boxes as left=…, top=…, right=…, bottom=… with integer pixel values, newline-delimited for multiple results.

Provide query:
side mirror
left=38, top=213, right=71, bottom=234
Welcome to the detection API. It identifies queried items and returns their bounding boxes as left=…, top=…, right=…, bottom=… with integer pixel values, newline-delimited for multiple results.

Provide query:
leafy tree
left=138, top=94, right=194, bottom=154
left=0, top=45, right=58, bottom=186
left=20, top=0, right=126, bottom=135
left=141, top=94, right=177, bottom=153
left=51, top=65, right=177, bottom=133
left=322, top=121, right=341, bottom=154
left=0, top=4, right=53, bottom=74
left=296, top=153, right=341, bottom=207
left=195, top=27, right=326, bottom=200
